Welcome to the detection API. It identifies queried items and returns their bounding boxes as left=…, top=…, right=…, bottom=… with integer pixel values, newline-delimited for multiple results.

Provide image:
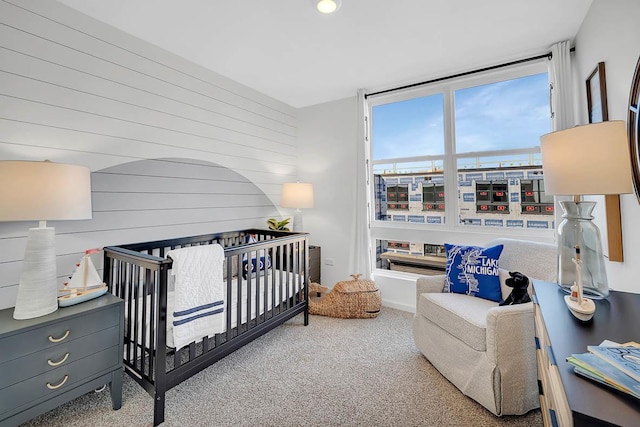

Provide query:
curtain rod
left=364, top=47, right=575, bottom=99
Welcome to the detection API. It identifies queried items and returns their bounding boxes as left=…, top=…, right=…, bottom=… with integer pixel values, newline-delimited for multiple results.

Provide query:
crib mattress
left=125, top=270, right=302, bottom=350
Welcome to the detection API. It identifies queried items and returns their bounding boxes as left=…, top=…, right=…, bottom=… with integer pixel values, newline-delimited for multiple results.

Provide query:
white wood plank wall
left=0, top=0, right=299, bottom=309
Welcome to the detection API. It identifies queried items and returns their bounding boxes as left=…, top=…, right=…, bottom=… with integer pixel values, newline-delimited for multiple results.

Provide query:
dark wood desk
left=533, top=281, right=640, bottom=426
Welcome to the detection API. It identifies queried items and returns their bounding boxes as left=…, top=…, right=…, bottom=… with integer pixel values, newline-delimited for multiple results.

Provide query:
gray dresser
left=0, top=294, right=124, bottom=426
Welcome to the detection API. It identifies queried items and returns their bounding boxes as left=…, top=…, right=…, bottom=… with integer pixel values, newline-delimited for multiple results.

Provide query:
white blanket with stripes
left=166, top=244, right=225, bottom=350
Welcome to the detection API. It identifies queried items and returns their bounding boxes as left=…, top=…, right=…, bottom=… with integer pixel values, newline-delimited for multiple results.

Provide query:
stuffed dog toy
left=499, top=271, right=531, bottom=306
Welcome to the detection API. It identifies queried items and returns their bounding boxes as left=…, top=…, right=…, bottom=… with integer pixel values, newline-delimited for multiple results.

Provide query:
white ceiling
left=57, top=0, right=593, bottom=109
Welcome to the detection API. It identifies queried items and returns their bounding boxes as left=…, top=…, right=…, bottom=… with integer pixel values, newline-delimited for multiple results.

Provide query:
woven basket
left=309, top=274, right=381, bottom=319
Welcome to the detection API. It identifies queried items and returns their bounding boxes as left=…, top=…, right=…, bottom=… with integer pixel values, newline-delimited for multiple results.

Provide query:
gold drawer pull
left=48, top=330, right=70, bottom=343
left=47, top=352, right=70, bottom=367
left=46, top=375, right=68, bottom=390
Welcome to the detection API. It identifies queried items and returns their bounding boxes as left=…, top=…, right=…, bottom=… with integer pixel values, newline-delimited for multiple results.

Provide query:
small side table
left=309, top=245, right=321, bottom=284
left=0, top=294, right=124, bottom=426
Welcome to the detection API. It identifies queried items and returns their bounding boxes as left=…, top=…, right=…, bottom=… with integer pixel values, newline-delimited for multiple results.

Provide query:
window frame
left=367, top=60, right=554, bottom=262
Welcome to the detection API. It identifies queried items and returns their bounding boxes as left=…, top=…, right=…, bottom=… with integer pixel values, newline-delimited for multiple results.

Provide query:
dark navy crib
left=103, top=229, right=309, bottom=425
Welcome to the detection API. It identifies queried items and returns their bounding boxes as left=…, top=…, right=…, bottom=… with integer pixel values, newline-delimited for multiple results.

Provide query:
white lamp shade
left=0, top=161, right=92, bottom=221
left=281, top=182, right=314, bottom=209
left=540, top=121, right=633, bottom=196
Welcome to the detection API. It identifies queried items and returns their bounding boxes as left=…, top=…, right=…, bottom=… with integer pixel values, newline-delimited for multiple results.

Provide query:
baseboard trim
left=382, top=300, right=415, bottom=313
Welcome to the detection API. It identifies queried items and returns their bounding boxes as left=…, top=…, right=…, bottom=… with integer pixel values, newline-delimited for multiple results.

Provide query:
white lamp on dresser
left=280, top=182, right=314, bottom=232
left=540, top=121, right=633, bottom=300
left=0, top=160, right=92, bottom=320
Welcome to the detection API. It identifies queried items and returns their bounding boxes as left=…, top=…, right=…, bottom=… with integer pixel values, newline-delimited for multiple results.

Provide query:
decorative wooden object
left=586, top=62, right=623, bottom=262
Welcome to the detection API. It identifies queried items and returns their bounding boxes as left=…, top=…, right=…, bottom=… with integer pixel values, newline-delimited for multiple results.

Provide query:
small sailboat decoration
left=564, top=245, right=595, bottom=322
left=58, top=248, right=108, bottom=307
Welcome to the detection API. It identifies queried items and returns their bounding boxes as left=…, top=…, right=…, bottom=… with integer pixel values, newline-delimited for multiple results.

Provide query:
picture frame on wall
left=586, top=62, right=608, bottom=123
left=585, top=61, right=623, bottom=262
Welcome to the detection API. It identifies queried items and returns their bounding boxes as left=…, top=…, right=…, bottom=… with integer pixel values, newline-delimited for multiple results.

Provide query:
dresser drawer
left=533, top=289, right=573, bottom=427
left=0, top=325, right=119, bottom=390
left=0, top=345, right=120, bottom=415
left=0, top=305, right=119, bottom=364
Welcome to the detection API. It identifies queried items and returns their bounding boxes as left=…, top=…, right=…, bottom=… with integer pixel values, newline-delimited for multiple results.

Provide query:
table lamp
left=280, top=182, right=314, bottom=232
left=0, top=161, right=92, bottom=319
left=540, top=121, right=632, bottom=298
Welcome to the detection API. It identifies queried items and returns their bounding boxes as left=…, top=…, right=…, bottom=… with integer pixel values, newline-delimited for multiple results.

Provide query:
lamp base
left=292, top=210, right=304, bottom=232
left=556, top=200, right=609, bottom=299
left=13, top=226, right=58, bottom=320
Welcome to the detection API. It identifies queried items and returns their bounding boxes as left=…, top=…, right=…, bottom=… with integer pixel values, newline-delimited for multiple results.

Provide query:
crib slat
left=174, top=349, right=182, bottom=370
left=264, top=247, right=276, bottom=321
left=298, top=241, right=304, bottom=304
left=246, top=250, right=252, bottom=332
left=137, top=266, right=147, bottom=378
left=124, top=261, right=133, bottom=368
left=189, top=342, right=196, bottom=362
left=120, top=260, right=126, bottom=339
left=147, top=268, right=156, bottom=381
left=287, top=243, right=293, bottom=311
left=279, top=245, right=286, bottom=313
left=235, top=255, right=242, bottom=339
left=225, top=260, right=232, bottom=343
left=282, top=242, right=287, bottom=310
left=293, top=242, right=299, bottom=305
left=131, top=263, right=141, bottom=371
left=255, top=252, right=261, bottom=326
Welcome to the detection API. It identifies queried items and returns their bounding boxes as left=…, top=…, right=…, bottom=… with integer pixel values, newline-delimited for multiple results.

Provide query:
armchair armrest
left=485, top=302, right=534, bottom=363
left=485, top=302, right=538, bottom=414
left=416, top=275, right=446, bottom=301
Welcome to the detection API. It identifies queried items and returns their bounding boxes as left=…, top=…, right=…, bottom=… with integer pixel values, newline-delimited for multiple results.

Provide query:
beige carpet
left=22, top=308, right=542, bottom=426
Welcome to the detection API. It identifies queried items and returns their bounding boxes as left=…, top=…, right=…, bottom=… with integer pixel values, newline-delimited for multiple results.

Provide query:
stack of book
left=567, top=341, right=640, bottom=399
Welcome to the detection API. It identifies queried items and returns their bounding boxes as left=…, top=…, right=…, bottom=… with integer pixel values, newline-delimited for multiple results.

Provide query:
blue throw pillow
left=444, top=243, right=504, bottom=302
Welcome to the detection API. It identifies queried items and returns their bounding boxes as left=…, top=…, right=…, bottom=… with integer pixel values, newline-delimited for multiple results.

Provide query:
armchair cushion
left=444, top=243, right=504, bottom=302
left=417, top=269, right=532, bottom=353
left=417, top=292, right=495, bottom=352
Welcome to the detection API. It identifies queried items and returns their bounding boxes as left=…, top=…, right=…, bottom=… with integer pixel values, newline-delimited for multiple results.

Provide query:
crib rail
left=103, top=229, right=309, bottom=425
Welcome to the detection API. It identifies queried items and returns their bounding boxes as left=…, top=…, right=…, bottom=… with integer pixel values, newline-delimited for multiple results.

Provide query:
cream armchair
left=412, top=238, right=556, bottom=416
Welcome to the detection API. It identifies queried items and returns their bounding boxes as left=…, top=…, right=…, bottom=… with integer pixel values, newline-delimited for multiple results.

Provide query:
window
left=386, top=184, right=409, bottom=210
left=372, top=94, right=445, bottom=159
left=368, top=62, right=552, bottom=272
left=422, top=181, right=445, bottom=212
left=520, top=179, right=554, bottom=215
left=376, top=239, right=446, bottom=275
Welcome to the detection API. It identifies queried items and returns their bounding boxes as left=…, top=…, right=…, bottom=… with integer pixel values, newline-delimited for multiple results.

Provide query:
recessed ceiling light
left=316, top=0, right=341, bottom=14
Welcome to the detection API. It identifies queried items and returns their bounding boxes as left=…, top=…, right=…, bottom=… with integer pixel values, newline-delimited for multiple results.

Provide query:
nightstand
left=309, top=245, right=321, bottom=284
left=0, top=294, right=124, bottom=426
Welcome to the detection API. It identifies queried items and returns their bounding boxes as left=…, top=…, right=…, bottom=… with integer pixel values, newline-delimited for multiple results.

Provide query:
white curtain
left=548, top=40, right=575, bottom=239
left=348, top=89, right=373, bottom=279
left=549, top=40, right=575, bottom=131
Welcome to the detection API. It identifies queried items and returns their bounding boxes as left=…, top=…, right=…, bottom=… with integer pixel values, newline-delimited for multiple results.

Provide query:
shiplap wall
left=0, top=0, right=298, bottom=310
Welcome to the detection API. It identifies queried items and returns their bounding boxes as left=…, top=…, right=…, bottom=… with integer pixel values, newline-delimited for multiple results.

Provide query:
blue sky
left=372, top=73, right=551, bottom=161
